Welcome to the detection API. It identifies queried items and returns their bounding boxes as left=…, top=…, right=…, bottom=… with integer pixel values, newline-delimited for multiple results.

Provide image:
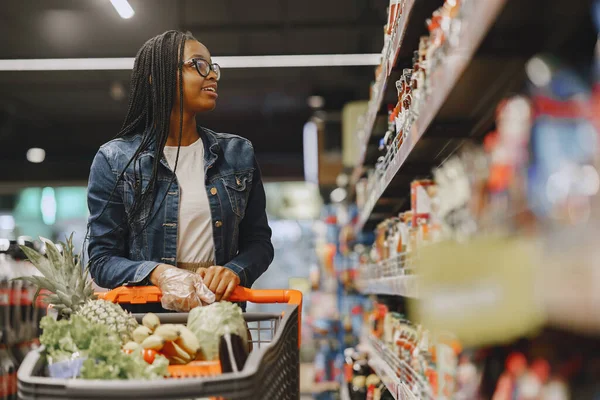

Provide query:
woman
left=86, top=30, right=273, bottom=312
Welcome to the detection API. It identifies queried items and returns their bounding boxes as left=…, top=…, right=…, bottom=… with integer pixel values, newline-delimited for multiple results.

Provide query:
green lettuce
left=40, top=315, right=169, bottom=380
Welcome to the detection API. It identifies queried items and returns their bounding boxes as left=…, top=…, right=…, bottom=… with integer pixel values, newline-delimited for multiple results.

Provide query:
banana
left=142, top=313, right=160, bottom=331
left=162, top=341, right=192, bottom=364
left=123, top=341, right=139, bottom=351
left=141, top=334, right=165, bottom=351
left=132, top=326, right=153, bottom=344
left=154, top=324, right=181, bottom=341
left=175, top=326, right=200, bottom=357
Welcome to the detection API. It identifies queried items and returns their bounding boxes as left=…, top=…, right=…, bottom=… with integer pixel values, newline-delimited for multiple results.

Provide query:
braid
left=86, top=30, right=197, bottom=241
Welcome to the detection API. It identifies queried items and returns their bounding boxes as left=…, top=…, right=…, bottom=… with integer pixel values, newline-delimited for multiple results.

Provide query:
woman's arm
left=87, top=149, right=164, bottom=288
left=222, top=158, right=274, bottom=288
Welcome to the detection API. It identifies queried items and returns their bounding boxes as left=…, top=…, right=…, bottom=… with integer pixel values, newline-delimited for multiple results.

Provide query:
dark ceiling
left=0, top=0, right=388, bottom=184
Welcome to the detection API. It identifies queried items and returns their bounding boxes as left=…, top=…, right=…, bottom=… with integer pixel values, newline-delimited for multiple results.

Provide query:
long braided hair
left=88, top=30, right=195, bottom=240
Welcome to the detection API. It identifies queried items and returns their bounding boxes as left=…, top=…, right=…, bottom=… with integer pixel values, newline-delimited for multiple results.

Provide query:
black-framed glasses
left=183, top=58, right=221, bottom=81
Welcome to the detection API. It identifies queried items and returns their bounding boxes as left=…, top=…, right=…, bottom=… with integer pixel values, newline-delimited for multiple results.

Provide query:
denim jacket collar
left=137, top=126, right=220, bottom=171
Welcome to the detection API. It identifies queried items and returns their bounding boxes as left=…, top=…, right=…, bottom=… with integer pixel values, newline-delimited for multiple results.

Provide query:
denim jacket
left=86, top=127, right=274, bottom=290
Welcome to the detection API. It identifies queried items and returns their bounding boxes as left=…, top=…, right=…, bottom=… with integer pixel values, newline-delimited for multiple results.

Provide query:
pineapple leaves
left=13, top=275, right=57, bottom=294
left=19, top=244, right=44, bottom=265
left=13, top=235, right=96, bottom=313
left=41, top=237, right=63, bottom=271
left=19, top=245, right=54, bottom=279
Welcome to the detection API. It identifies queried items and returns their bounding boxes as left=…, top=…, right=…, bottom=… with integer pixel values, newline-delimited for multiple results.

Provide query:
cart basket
left=18, top=286, right=302, bottom=400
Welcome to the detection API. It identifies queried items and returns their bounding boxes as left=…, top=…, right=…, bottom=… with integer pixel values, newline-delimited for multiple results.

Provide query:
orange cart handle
left=97, top=286, right=303, bottom=346
left=97, top=285, right=301, bottom=306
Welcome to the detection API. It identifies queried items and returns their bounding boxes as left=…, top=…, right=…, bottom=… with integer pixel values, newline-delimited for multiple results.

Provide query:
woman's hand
left=197, top=266, right=241, bottom=301
left=152, top=265, right=215, bottom=311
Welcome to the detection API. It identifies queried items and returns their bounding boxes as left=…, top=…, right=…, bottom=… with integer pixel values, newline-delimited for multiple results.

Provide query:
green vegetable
left=187, top=302, right=248, bottom=360
left=40, top=315, right=112, bottom=363
left=40, top=315, right=169, bottom=380
left=81, top=347, right=169, bottom=380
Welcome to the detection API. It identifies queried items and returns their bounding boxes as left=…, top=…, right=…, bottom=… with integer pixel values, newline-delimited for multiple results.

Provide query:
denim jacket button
left=210, top=187, right=217, bottom=195
left=215, top=220, right=223, bottom=228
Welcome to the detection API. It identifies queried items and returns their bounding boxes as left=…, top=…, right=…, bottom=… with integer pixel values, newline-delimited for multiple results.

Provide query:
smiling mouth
left=201, top=87, right=217, bottom=93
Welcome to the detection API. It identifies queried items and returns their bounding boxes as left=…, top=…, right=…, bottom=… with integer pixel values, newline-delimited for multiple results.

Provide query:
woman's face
left=179, top=40, right=219, bottom=113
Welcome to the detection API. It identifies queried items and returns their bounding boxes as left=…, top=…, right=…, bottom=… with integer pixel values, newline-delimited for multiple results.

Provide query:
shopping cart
left=17, top=285, right=302, bottom=400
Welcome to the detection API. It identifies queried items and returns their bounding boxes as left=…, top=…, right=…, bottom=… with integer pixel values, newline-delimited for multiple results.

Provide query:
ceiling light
left=27, top=148, right=46, bottom=163
left=218, top=54, right=380, bottom=68
left=110, top=81, right=126, bottom=101
left=0, top=54, right=381, bottom=71
left=110, top=0, right=135, bottom=19
left=303, top=121, right=319, bottom=185
left=307, top=95, right=325, bottom=109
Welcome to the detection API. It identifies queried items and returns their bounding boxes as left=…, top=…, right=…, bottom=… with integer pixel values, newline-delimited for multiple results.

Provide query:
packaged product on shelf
left=0, top=246, right=18, bottom=400
left=386, top=217, right=401, bottom=260
left=350, top=375, right=367, bottom=399
left=369, top=303, right=388, bottom=339
left=434, top=336, right=462, bottom=399
left=454, top=352, right=480, bottom=399
left=411, top=41, right=428, bottom=117
left=396, top=69, right=414, bottom=144
left=432, top=154, right=479, bottom=240
left=386, top=0, right=403, bottom=36
left=440, top=0, right=465, bottom=49
left=379, top=105, right=397, bottom=153
left=356, top=178, right=369, bottom=209
left=410, top=179, right=434, bottom=226
left=365, top=373, right=381, bottom=400
left=399, top=212, right=411, bottom=256
left=527, top=59, right=597, bottom=224
left=0, top=344, right=17, bottom=400
left=425, top=10, right=445, bottom=72
left=0, top=262, right=8, bottom=344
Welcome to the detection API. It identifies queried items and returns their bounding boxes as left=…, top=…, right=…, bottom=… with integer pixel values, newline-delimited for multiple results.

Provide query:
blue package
left=47, top=357, right=86, bottom=379
left=529, top=117, right=598, bottom=218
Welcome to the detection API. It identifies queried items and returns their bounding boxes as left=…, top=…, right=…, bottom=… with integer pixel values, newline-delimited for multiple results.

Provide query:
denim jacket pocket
left=123, top=173, right=152, bottom=224
left=223, top=171, right=253, bottom=218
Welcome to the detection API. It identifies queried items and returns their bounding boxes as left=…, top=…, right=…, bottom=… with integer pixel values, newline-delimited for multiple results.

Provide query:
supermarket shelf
left=350, top=0, right=417, bottom=186
left=357, top=275, right=419, bottom=298
left=365, top=334, right=433, bottom=400
left=356, top=253, right=419, bottom=297
left=354, top=0, right=507, bottom=234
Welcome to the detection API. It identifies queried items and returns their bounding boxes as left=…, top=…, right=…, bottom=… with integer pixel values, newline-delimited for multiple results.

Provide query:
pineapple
left=16, top=235, right=138, bottom=343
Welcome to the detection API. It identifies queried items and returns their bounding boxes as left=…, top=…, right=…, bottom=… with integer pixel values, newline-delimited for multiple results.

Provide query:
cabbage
left=187, top=302, right=248, bottom=360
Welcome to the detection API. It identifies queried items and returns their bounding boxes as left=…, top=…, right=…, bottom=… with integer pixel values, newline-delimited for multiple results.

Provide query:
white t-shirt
left=163, top=138, right=215, bottom=263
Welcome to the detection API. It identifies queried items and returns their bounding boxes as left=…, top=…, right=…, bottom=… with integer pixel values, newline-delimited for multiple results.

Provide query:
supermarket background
left=2, top=0, right=600, bottom=399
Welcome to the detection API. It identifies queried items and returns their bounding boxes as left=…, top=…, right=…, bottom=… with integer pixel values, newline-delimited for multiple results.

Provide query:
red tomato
left=143, top=349, right=158, bottom=364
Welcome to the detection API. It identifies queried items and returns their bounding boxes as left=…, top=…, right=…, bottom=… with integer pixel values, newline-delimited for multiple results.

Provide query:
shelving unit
left=342, top=0, right=599, bottom=398
left=350, top=0, right=417, bottom=186
left=365, top=335, right=434, bottom=400
left=354, top=0, right=507, bottom=234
